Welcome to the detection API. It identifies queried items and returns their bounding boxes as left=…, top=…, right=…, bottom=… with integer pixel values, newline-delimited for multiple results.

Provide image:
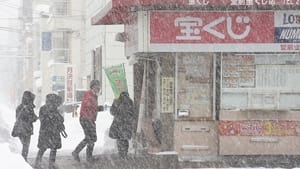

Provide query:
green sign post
left=104, top=64, right=128, bottom=98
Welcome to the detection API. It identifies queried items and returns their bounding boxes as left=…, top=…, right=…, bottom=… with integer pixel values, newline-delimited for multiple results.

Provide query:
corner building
left=92, top=0, right=300, bottom=158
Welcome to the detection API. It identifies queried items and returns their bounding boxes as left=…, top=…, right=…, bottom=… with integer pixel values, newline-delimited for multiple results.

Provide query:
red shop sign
left=113, top=0, right=300, bottom=6
left=150, top=11, right=274, bottom=44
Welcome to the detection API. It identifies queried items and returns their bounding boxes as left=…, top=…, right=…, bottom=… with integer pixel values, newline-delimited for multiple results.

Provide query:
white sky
left=0, top=0, right=20, bottom=46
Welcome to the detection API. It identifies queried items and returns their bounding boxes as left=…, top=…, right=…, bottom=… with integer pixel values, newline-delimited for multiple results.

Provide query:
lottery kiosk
left=92, top=0, right=300, bottom=157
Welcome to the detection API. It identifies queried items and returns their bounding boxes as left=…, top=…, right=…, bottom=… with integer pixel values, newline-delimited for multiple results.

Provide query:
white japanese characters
left=230, top=0, right=300, bottom=5
left=175, top=17, right=202, bottom=40
left=188, top=0, right=209, bottom=5
left=175, top=16, right=251, bottom=40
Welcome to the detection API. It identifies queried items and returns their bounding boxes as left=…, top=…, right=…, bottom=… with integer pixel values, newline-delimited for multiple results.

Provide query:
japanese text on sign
left=150, top=11, right=273, bottom=43
left=161, top=77, right=174, bottom=113
left=66, top=66, right=74, bottom=103
left=187, top=0, right=300, bottom=6
left=219, top=120, right=300, bottom=136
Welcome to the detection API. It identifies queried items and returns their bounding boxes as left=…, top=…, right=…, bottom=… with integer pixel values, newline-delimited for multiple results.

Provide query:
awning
left=91, top=1, right=132, bottom=25
left=91, top=0, right=300, bottom=25
left=91, top=0, right=204, bottom=25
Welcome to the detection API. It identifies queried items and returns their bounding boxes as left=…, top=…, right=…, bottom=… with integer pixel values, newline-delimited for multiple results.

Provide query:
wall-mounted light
left=115, top=32, right=128, bottom=42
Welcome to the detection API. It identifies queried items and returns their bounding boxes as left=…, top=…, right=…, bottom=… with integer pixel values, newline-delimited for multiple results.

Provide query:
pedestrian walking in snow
left=72, top=80, right=103, bottom=162
left=34, top=94, right=66, bottom=169
left=11, top=90, right=38, bottom=161
left=109, top=91, right=136, bottom=159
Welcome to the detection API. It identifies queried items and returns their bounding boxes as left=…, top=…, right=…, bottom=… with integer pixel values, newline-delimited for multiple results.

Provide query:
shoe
left=49, top=163, right=59, bottom=169
left=119, top=152, right=128, bottom=160
left=34, top=164, right=42, bottom=169
left=86, top=156, right=98, bottom=163
left=72, top=151, right=80, bottom=162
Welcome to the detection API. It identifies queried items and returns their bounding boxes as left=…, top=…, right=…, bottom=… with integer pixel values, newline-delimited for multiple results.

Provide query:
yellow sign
left=161, top=77, right=174, bottom=113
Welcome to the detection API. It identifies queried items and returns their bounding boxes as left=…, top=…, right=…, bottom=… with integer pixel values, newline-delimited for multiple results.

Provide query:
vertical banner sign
left=161, top=77, right=174, bottom=113
left=41, top=32, right=52, bottom=51
left=65, top=65, right=74, bottom=103
left=104, top=64, right=128, bottom=98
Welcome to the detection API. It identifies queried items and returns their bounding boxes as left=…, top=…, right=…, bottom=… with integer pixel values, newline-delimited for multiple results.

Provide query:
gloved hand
left=97, top=105, right=104, bottom=111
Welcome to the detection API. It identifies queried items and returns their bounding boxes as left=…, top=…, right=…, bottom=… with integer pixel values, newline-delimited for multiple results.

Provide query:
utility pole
left=20, top=0, right=34, bottom=93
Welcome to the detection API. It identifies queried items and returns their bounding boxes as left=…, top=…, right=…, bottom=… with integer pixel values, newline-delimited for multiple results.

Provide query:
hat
left=22, top=91, right=35, bottom=105
left=90, top=80, right=101, bottom=89
left=46, top=93, right=57, bottom=105
left=120, top=91, right=129, bottom=97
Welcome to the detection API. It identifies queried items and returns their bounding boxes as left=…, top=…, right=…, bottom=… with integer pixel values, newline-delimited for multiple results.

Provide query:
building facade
left=85, top=0, right=133, bottom=104
left=31, top=0, right=132, bottom=106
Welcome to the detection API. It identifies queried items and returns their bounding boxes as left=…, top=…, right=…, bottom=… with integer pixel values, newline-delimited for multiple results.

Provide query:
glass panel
left=221, top=54, right=300, bottom=110
left=177, top=54, right=212, bottom=118
left=51, top=0, right=68, bottom=16
left=222, top=92, right=248, bottom=109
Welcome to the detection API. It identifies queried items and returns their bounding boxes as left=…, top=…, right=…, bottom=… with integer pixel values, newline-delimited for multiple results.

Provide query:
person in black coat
left=34, top=94, right=65, bottom=169
left=109, top=91, right=136, bottom=159
left=11, top=90, right=38, bottom=161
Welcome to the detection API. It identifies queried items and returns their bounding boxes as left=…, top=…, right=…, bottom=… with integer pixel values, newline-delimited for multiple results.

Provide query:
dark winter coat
left=11, top=91, right=38, bottom=137
left=37, top=94, right=65, bottom=150
left=109, top=92, right=136, bottom=140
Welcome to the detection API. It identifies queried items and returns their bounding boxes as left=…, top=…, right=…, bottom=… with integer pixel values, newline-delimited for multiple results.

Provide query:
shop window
left=51, top=31, right=70, bottom=63
left=52, top=31, right=69, bottom=49
left=221, top=54, right=300, bottom=110
left=51, top=0, right=69, bottom=16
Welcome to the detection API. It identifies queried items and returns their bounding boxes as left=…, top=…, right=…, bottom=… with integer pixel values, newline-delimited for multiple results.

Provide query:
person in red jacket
left=72, top=80, right=103, bottom=162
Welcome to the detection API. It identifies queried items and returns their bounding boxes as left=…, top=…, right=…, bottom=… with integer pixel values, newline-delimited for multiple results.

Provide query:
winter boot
left=86, top=143, right=97, bottom=162
left=117, top=139, right=129, bottom=160
left=72, top=141, right=86, bottom=162
left=49, top=149, right=58, bottom=169
left=34, top=149, right=45, bottom=169
left=72, top=151, right=80, bottom=162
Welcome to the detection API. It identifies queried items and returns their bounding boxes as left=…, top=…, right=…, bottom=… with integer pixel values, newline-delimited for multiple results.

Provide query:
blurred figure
left=109, top=91, right=136, bottom=159
left=11, top=91, right=38, bottom=161
left=34, top=94, right=65, bottom=169
left=72, top=80, right=103, bottom=162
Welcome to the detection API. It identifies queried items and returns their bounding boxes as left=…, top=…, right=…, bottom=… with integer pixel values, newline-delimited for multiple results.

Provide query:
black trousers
left=73, top=117, right=97, bottom=159
left=117, top=139, right=129, bottom=158
left=35, top=148, right=57, bottom=169
left=19, top=135, right=31, bottom=161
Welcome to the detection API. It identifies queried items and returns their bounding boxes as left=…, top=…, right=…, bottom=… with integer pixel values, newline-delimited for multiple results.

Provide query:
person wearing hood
left=34, top=94, right=65, bottom=169
left=109, top=91, right=136, bottom=159
left=11, top=90, right=38, bottom=161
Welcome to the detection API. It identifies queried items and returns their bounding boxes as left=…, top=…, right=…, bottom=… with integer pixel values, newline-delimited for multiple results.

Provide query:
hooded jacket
left=37, top=94, right=64, bottom=150
left=109, top=92, right=136, bottom=140
left=12, top=91, right=37, bottom=137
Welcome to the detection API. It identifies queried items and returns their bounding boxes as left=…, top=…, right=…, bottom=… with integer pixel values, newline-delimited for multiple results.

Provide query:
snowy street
left=2, top=104, right=300, bottom=169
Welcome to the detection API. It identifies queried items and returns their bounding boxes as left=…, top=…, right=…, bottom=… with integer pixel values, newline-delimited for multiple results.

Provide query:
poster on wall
left=222, top=55, right=255, bottom=88
left=219, top=120, right=300, bottom=137
left=161, top=77, right=174, bottom=113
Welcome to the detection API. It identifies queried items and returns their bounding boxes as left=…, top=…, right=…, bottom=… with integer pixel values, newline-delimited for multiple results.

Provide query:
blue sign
left=52, top=84, right=64, bottom=91
left=41, top=32, right=52, bottom=51
left=275, top=27, right=300, bottom=43
left=274, top=11, right=300, bottom=43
